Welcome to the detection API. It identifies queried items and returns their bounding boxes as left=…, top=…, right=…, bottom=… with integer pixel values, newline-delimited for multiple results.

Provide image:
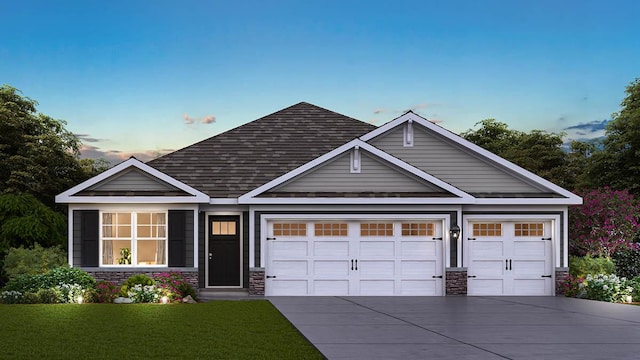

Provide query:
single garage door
left=467, top=220, right=554, bottom=296
left=265, top=219, right=444, bottom=296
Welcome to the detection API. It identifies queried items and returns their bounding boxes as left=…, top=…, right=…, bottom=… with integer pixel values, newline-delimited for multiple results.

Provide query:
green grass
left=0, top=301, right=324, bottom=360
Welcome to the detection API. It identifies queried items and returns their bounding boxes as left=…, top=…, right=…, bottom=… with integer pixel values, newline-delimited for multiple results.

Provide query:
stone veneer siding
left=555, top=267, right=569, bottom=295
left=446, top=268, right=467, bottom=295
left=84, top=268, right=199, bottom=293
left=249, top=267, right=265, bottom=296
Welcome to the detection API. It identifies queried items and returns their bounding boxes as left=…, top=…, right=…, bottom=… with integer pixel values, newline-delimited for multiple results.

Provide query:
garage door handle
left=541, top=275, right=552, bottom=278
left=509, top=259, right=512, bottom=271
left=432, top=275, right=443, bottom=279
left=355, top=259, right=358, bottom=270
left=266, top=275, right=277, bottom=279
left=468, top=275, right=476, bottom=278
left=351, top=259, right=354, bottom=270
left=505, top=259, right=508, bottom=270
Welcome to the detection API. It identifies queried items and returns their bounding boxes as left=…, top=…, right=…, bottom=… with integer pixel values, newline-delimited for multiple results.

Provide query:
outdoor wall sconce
left=450, top=225, right=461, bottom=241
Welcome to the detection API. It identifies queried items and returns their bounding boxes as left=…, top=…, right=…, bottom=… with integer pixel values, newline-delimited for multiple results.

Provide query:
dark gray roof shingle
left=147, top=102, right=376, bottom=198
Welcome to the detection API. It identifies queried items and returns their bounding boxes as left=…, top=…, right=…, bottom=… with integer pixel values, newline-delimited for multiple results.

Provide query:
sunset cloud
left=80, top=144, right=174, bottom=166
left=184, top=113, right=216, bottom=125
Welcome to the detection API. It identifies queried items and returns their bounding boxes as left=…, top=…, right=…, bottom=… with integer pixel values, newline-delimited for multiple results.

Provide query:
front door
left=208, top=216, right=241, bottom=287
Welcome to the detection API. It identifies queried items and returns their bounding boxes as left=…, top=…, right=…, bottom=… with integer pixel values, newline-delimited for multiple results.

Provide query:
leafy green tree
left=461, top=119, right=571, bottom=188
left=590, top=78, right=640, bottom=195
left=0, top=85, right=107, bottom=208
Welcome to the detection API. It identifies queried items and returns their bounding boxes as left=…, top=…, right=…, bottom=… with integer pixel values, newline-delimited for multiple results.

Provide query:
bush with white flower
left=1, top=290, right=23, bottom=304
left=54, top=283, right=85, bottom=303
left=580, top=273, right=633, bottom=303
left=127, top=284, right=162, bottom=303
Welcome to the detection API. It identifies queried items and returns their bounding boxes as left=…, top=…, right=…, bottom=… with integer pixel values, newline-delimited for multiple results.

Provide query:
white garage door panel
left=272, top=261, right=308, bottom=275
left=359, top=260, right=395, bottom=275
left=266, top=219, right=444, bottom=296
left=271, top=280, right=308, bottom=295
left=359, top=280, right=395, bottom=295
left=401, top=280, right=437, bottom=295
left=314, top=280, right=349, bottom=295
left=401, top=260, right=436, bottom=275
left=513, top=279, right=547, bottom=295
left=314, top=241, right=349, bottom=256
left=513, top=241, right=546, bottom=257
left=314, top=260, right=349, bottom=275
left=360, top=241, right=395, bottom=256
left=471, top=279, right=504, bottom=295
left=467, top=220, right=554, bottom=296
left=272, top=241, right=308, bottom=257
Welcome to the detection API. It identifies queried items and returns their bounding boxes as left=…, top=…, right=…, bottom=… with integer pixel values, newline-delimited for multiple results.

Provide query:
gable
left=80, top=168, right=187, bottom=196
left=369, top=125, right=551, bottom=195
left=268, top=150, right=450, bottom=196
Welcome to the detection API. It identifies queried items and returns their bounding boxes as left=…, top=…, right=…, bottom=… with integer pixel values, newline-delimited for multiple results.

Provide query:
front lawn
left=0, top=301, right=323, bottom=359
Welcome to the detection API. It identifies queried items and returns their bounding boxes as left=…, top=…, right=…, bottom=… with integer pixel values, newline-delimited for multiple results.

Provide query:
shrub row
left=1, top=268, right=196, bottom=304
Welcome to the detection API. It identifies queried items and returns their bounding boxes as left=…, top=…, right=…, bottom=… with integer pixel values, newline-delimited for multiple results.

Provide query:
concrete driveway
left=269, top=296, right=640, bottom=360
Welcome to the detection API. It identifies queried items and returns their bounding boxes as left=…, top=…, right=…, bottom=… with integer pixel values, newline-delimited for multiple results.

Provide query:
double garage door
left=467, top=220, right=554, bottom=296
left=265, top=219, right=444, bottom=296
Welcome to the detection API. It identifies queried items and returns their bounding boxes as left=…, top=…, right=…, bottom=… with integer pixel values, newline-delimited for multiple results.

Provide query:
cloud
left=563, top=119, right=609, bottom=134
left=75, top=133, right=102, bottom=143
left=184, top=113, right=216, bottom=125
left=80, top=144, right=174, bottom=166
left=373, top=109, right=386, bottom=115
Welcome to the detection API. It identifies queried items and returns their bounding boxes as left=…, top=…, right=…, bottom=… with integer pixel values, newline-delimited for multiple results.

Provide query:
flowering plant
left=54, top=283, right=85, bottom=303
left=569, top=187, right=640, bottom=257
left=560, top=275, right=585, bottom=298
left=94, top=280, right=120, bottom=303
left=1, top=290, right=23, bottom=304
left=153, top=271, right=197, bottom=302
left=128, top=284, right=161, bottom=303
left=580, top=274, right=633, bottom=303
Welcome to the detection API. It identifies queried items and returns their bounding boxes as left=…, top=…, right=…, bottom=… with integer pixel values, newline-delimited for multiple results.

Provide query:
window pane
left=102, top=213, right=115, bottom=225
left=137, top=240, right=166, bottom=265
left=137, top=225, right=151, bottom=238
left=137, top=213, right=151, bottom=225
left=118, top=225, right=131, bottom=238
left=103, top=239, right=131, bottom=265
left=153, top=213, right=166, bottom=225
left=117, top=213, right=131, bottom=225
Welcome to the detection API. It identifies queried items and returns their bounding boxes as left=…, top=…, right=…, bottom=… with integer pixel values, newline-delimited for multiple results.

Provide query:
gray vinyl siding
left=185, top=210, right=194, bottom=267
left=72, top=211, right=81, bottom=267
left=88, top=169, right=178, bottom=192
left=370, top=126, right=546, bottom=193
left=273, top=151, right=444, bottom=193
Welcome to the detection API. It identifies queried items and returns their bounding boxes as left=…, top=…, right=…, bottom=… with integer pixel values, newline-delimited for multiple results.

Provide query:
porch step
left=197, top=288, right=260, bottom=300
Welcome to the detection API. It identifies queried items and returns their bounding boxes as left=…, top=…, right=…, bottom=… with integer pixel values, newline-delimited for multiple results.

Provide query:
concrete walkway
left=269, top=296, right=640, bottom=360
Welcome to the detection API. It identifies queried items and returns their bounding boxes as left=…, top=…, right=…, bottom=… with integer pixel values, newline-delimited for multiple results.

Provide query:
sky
left=2, top=0, right=639, bottom=164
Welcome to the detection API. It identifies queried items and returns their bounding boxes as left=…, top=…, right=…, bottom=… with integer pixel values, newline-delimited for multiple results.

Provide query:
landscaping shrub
left=36, top=288, right=59, bottom=304
left=569, top=255, right=616, bottom=277
left=128, top=284, right=162, bottom=303
left=94, top=280, right=119, bottom=303
left=2, top=244, right=66, bottom=280
left=560, top=274, right=585, bottom=298
left=612, top=245, right=640, bottom=279
left=153, top=271, right=197, bottom=301
left=581, top=273, right=633, bottom=303
left=631, top=276, right=640, bottom=302
left=0, top=290, right=23, bottom=304
left=120, top=274, right=154, bottom=297
left=1, top=266, right=94, bottom=304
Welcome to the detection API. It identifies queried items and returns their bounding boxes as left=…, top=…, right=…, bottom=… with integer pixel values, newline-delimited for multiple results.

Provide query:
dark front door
left=208, top=216, right=241, bottom=286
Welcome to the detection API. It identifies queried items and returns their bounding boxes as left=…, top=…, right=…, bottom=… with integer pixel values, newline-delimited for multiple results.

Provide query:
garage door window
left=472, top=223, right=502, bottom=236
left=360, top=223, right=393, bottom=236
left=273, top=223, right=306, bottom=236
left=314, top=223, right=348, bottom=236
left=401, top=223, right=434, bottom=236
left=514, top=223, right=544, bottom=237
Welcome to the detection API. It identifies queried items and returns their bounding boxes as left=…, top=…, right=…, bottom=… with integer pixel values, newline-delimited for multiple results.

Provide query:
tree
left=569, top=188, right=640, bottom=257
left=0, top=85, right=106, bottom=208
left=590, top=78, right=640, bottom=195
left=461, top=119, right=571, bottom=188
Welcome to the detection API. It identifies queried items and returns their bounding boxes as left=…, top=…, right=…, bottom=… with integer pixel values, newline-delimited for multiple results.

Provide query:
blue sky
left=2, top=0, right=638, bottom=163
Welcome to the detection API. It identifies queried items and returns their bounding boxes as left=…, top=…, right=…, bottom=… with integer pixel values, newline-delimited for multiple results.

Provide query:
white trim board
left=55, top=157, right=209, bottom=203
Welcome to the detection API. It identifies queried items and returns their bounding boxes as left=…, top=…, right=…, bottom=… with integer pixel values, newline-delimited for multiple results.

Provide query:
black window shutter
left=81, top=210, right=99, bottom=267
left=168, top=210, right=186, bottom=267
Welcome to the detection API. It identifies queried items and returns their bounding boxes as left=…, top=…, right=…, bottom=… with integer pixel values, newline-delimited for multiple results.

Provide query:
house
left=55, top=102, right=581, bottom=296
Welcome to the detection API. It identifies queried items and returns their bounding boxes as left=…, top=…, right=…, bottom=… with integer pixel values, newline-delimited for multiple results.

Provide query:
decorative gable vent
left=403, top=120, right=414, bottom=147
left=350, top=146, right=361, bottom=173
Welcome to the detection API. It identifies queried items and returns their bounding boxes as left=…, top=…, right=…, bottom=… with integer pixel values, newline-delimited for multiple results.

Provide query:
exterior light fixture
left=161, top=296, right=169, bottom=304
left=77, top=295, right=84, bottom=304
left=450, top=225, right=461, bottom=241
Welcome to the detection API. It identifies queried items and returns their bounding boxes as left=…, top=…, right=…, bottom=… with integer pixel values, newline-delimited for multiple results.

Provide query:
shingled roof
left=147, top=102, right=376, bottom=198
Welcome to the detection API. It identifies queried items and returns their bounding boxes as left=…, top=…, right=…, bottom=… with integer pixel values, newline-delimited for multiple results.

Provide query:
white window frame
left=99, top=210, right=168, bottom=267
